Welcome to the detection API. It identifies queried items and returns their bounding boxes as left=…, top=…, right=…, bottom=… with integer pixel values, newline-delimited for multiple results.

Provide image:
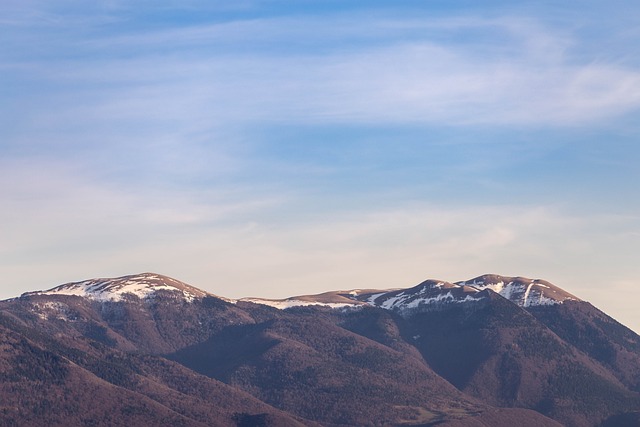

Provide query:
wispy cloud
left=5, top=169, right=638, bottom=304
left=4, top=13, right=640, bottom=143
left=0, top=158, right=283, bottom=260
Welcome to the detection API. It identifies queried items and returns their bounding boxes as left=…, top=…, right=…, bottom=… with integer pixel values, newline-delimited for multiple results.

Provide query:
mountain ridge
left=232, top=273, right=580, bottom=313
left=22, top=272, right=220, bottom=302
left=4, top=271, right=639, bottom=426
left=18, top=272, right=580, bottom=310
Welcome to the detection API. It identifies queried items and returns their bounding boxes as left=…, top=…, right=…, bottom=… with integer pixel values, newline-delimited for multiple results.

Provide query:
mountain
left=23, top=272, right=218, bottom=302
left=1, top=272, right=639, bottom=426
left=239, top=274, right=578, bottom=314
left=0, top=275, right=312, bottom=427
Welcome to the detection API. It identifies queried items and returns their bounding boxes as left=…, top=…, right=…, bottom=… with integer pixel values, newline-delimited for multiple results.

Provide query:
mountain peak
left=352, top=279, right=485, bottom=314
left=21, top=272, right=580, bottom=311
left=456, top=274, right=579, bottom=307
left=23, top=272, right=213, bottom=302
left=241, top=274, right=580, bottom=314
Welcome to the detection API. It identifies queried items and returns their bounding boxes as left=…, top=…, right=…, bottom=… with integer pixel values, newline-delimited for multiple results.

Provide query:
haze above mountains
left=2, top=272, right=639, bottom=426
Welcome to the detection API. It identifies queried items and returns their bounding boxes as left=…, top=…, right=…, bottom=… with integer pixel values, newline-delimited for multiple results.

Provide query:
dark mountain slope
left=0, top=309, right=310, bottom=427
left=600, top=411, right=640, bottom=427
left=3, top=291, right=255, bottom=355
left=168, top=301, right=564, bottom=427
left=0, top=317, right=209, bottom=427
left=170, top=302, right=487, bottom=426
left=398, top=291, right=640, bottom=427
left=2, top=272, right=640, bottom=427
left=528, top=300, right=640, bottom=392
left=427, top=407, right=563, bottom=427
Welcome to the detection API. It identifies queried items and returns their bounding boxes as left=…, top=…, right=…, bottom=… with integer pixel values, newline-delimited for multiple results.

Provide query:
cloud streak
left=5, top=183, right=638, bottom=316
left=4, top=13, right=640, bottom=143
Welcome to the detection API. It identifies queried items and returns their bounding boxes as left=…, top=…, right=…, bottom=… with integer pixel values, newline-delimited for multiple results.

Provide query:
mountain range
left=1, top=272, right=639, bottom=426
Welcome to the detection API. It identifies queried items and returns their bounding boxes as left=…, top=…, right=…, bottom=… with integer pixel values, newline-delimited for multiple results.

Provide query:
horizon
left=2, top=1, right=640, bottom=333
left=6, top=269, right=632, bottom=331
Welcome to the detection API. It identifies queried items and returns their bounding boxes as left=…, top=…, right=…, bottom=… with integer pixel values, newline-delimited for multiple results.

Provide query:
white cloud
left=0, top=158, right=282, bottom=259
left=6, top=14, right=640, bottom=140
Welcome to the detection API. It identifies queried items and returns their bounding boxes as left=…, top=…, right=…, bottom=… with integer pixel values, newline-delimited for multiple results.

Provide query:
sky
left=2, top=1, right=640, bottom=331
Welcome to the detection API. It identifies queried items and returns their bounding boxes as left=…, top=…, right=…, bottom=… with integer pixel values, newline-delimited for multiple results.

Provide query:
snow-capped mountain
left=4, top=271, right=640, bottom=427
left=456, top=274, right=579, bottom=307
left=242, top=282, right=485, bottom=314
left=242, top=274, right=580, bottom=314
left=356, top=279, right=486, bottom=313
left=22, top=272, right=581, bottom=318
left=23, top=272, right=215, bottom=302
left=239, top=289, right=379, bottom=310
left=239, top=296, right=363, bottom=310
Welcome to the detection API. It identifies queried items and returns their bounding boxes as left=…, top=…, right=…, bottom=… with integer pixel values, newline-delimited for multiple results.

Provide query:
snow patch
left=27, top=274, right=207, bottom=303
left=378, top=292, right=406, bottom=310
left=240, top=298, right=360, bottom=310
left=365, top=292, right=386, bottom=305
left=31, top=301, right=71, bottom=321
left=461, top=277, right=572, bottom=307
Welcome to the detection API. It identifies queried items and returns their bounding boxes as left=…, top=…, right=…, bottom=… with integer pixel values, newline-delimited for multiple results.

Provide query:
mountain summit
left=243, top=273, right=580, bottom=313
left=456, top=274, right=579, bottom=307
left=23, top=272, right=579, bottom=310
left=23, top=272, right=215, bottom=302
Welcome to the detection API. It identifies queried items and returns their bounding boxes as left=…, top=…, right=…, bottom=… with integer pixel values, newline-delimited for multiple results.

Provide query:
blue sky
left=2, top=1, right=640, bottom=331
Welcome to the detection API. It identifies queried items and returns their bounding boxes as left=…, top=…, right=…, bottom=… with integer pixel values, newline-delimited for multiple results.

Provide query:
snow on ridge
left=457, top=275, right=578, bottom=307
left=460, top=279, right=542, bottom=307
left=382, top=291, right=484, bottom=311
left=365, top=280, right=486, bottom=314
left=377, top=292, right=407, bottom=310
left=241, top=280, right=488, bottom=313
left=240, top=298, right=360, bottom=310
left=241, top=289, right=484, bottom=312
left=23, top=273, right=578, bottom=311
left=238, top=275, right=578, bottom=312
left=26, top=273, right=207, bottom=303
left=365, top=292, right=386, bottom=305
